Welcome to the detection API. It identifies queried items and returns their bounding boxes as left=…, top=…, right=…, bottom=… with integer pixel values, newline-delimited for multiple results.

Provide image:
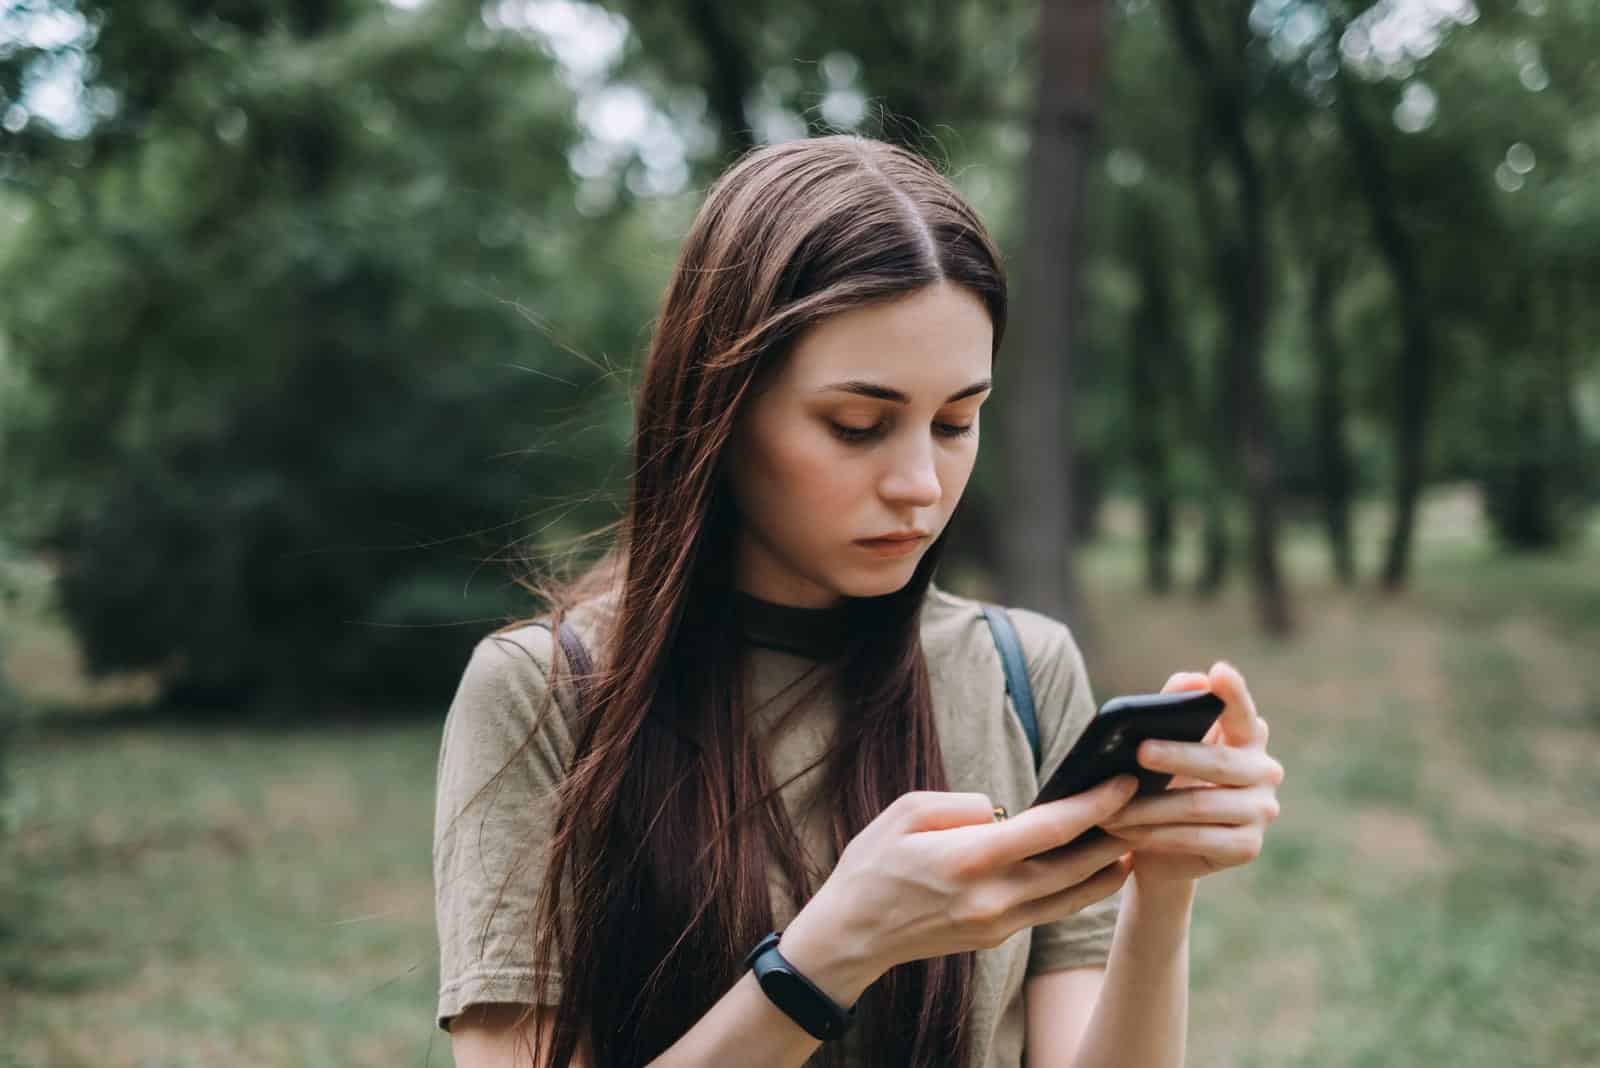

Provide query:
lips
left=857, top=531, right=929, bottom=543
left=854, top=533, right=930, bottom=557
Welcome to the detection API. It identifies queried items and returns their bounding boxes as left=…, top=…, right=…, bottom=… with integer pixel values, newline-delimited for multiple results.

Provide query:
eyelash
left=828, top=421, right=976, bottom=445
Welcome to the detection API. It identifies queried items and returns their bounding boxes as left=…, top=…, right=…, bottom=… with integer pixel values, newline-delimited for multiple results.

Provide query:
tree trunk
left=685, top=0, right=758, bottom=157
left=998, top=0, right=1112, bottom=631
left=1187, top=116, right=1230, bottom=597
left=1309, top=244, right=1356, bottom=585
left=1328, top=54, right=1436, bottom=590
left=1165, top=0, right=1292, bottom=635
left=1126, top=200, right=1182, bottom=594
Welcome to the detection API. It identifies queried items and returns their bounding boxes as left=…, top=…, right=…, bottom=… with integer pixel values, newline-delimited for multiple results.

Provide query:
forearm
left=1070, top=876, right=1195, bottom=1068
left=645, top=899, right=883, bottom=1068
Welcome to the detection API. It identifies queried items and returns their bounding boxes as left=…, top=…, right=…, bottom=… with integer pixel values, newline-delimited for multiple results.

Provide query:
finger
left=1165, top=716, right=1224, bottom=791
left=1208, top=661, right=1263, bottom=748
left=1101, top=784, right=1280, bottom=829
left=1012, top=830, right=1135, bottom=894
left=1137, top=740, right=1284, bottom=787
left=1161, top=671, right=1210, bottom=694
left=1212, top=713, right=1267, bottom=751
left=1100, top=823, right=1263, bottom=867
left=973, top=774, right=1139, bottom=866
left=896, top=790, right=1002, bottom=832
left=1011, top=854, right=1131, bottom=930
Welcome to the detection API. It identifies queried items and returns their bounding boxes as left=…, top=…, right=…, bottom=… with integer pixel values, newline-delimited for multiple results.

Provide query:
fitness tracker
left=743, top=930, right=857, bottom=1041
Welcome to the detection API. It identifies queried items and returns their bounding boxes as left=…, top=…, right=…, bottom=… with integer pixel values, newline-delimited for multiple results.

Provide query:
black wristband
left=743, top=930, right=857, bottom=1042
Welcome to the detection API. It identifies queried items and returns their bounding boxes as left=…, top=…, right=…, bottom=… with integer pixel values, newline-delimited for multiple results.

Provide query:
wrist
left=1129, top=870, right=1198, bottom=914
left=774, top=890, right=887, bottom=1007
left=1124, top=872, right=1197, bottom=957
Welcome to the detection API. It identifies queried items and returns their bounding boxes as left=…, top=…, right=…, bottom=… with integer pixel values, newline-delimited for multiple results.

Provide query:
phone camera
left=1101, top=727, right=1126, bottom=754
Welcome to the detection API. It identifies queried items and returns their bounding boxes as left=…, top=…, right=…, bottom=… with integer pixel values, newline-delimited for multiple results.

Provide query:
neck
left=732, top=588, right=851, bottom=659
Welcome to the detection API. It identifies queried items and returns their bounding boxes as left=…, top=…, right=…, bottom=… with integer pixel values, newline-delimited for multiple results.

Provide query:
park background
left=1, top=0, right=1597, bottom=1064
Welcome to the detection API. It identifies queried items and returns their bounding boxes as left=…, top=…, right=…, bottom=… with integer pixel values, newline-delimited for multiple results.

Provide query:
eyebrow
left=812, top=378, right=993, bottom=404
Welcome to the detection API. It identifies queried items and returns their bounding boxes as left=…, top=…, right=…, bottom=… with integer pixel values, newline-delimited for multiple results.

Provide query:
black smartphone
left=1026, top=689, right=1225, bottom=853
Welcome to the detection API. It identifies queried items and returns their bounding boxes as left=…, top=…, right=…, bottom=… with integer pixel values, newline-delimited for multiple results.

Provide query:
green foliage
left=1, top=0, right=645, bottom=710
left=1, top=0, right=1598, bottom=713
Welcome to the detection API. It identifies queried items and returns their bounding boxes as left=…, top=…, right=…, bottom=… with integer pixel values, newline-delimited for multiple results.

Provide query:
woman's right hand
left=780, top=774, right=1140, bottom=995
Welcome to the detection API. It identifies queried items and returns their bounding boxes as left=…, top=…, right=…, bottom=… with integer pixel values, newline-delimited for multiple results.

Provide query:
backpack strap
left=981, top=604, right=1040, bottom=774
left=534, top=619, right=595, bottom=712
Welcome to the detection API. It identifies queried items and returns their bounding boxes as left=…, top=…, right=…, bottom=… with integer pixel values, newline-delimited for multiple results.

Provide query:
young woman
left=433, top=135, right=1284, bottom=1068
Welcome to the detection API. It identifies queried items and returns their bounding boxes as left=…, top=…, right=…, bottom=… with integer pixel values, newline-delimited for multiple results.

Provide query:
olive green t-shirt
left=432, top=582, right=1119, bottom=1065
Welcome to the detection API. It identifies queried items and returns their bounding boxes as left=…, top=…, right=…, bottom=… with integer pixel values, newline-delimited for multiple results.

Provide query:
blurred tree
left=1259, top=92, right=1367, bottom=585
left=1163, top=0, right=1292, bottom=633
left=605, top=0, right=1038, bottom=163
left=1306, top=232, right=1359, bottom=583
left=1121, top=191, right=1191, bottom=595
left=0, top=0, right=640, bottom=712
left=2, top=0, right=1595, bottom=696
left=998, top=0, right=1113, bottom=625
left=1324, top=10, right=1442, bottom=590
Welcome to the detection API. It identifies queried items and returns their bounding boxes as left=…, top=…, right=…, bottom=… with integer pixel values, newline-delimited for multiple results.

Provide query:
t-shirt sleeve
left=432, top=628, right=577, bottom=1032
left=1015, top=613, right=1122, bottom=976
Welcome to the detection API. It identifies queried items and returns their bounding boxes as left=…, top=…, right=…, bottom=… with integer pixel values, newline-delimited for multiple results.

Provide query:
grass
left=2, top=484, right=1598, bottom=1066
left=1, top=724, right=448, bottom=1066
left=1075, top=488, right=1600, bottom=1068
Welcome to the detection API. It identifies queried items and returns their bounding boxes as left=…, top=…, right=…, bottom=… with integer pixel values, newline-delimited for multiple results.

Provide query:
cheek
left=730, top=420, right=860, bottom=527
left=763, top=435, right=863, bottom=513
left=937, top=446, right=977, bottom=508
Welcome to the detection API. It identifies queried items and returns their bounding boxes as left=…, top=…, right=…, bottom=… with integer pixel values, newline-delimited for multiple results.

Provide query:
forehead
left=778, top=281, right=994, bottom=393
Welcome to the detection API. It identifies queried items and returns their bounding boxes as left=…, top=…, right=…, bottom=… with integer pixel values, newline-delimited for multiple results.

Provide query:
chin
left=834, top=564, right=920, bottom=599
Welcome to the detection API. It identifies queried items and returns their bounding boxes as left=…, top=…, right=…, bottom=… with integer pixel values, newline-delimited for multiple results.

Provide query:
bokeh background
left=2, top=0, right=1597, bottom=1065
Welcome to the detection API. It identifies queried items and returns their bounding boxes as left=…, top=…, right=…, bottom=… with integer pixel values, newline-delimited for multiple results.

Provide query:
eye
left=827, top=420, right=977, bottom=445
left=828, top=422, right=884, bottom=444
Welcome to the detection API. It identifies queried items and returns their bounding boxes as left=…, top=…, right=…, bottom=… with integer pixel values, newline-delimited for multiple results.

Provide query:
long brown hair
left=492, top=135, right=1007, bottom=1067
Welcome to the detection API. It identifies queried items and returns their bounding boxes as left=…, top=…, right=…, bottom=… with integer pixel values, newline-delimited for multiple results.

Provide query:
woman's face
left=725, top=279, right=993, bottom=609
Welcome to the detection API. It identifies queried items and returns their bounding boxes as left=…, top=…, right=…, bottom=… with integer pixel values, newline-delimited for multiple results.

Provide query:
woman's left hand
left=1099, top=661, right=1284, bottom=889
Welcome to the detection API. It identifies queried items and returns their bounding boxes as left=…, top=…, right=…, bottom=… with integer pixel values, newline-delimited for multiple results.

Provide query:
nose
left=878, top=437, right=941, bottom=509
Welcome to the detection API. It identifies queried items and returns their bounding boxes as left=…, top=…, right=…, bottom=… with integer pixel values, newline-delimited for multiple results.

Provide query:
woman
left=433, top=134, right=1284, bottom=1068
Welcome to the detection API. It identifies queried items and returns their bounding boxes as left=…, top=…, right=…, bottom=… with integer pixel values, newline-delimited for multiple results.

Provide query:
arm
left=647, top=778, right=1136, bottom=1067
left=1021, top=879, right=1193, bottom=1068
left=642, top=977, right=860, bottom=1067
left=1048, top=660, right=1284, bottom=1068
left=1022, top=968, right=1104, bottom=1068
left=1015, top=613, right=1192, bottom=1068
left=642, top=902, right=883, bottom=1067
left=450, top=779, right=1142, bottom=1068
left=1066, top=878, right=1195, bottom=1068
left=451, top=1005, right=595, bottom=1068
left=446, top=900, right=886, bottom=1068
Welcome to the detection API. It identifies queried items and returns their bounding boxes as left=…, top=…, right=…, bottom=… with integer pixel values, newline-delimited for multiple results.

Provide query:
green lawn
left=3, top=486, right=1597, bottom=1067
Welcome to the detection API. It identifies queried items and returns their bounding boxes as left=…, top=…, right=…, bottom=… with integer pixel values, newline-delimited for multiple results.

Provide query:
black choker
left=732, top=590, right=851, bottom=660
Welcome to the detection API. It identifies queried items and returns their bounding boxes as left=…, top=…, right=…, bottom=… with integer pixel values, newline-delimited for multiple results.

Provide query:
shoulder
left=455, top=623, right=561, bottom=721
left=453, top=586, right=620, bottom=722
left=921, top=583, right=1086, bottom=687
left=436, top=624, right=567, bottom=799
left=434, top=604, right=610, bottom=828
left=439, top=590, right=621, bottom=791
left=922, top=583, right=1097, bottom=768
